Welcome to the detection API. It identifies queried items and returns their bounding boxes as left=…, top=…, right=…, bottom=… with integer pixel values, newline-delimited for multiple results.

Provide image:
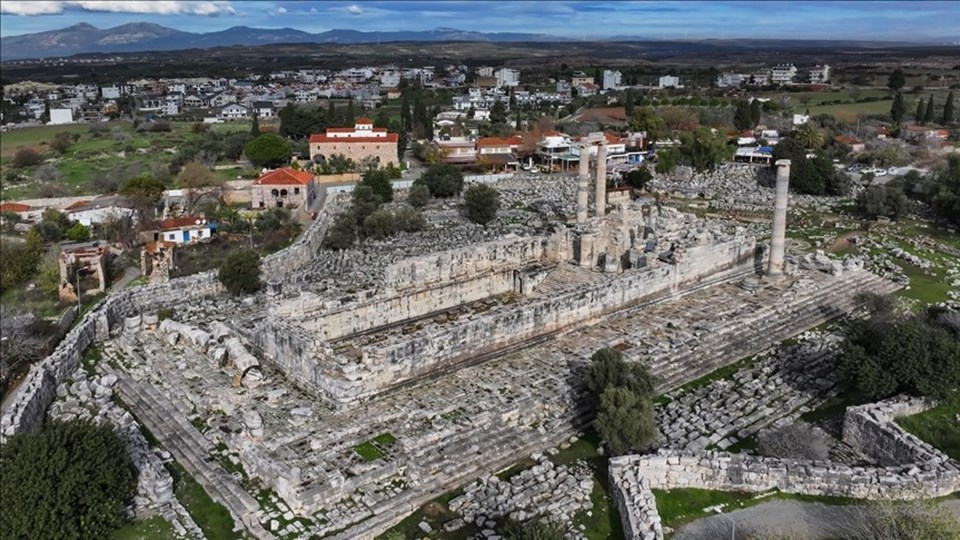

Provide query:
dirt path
left=826, top=229, right=863, bottom=253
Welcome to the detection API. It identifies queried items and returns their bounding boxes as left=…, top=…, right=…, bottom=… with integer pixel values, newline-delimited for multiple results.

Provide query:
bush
left=359, top=169, right=394, bottom=203
left=623, top=167, right=653, bottom=190
left=416, top=164, right=464, bottom=197
left=352, top=185, right=382, bottom=226
left=49, top=132, right=73, bottom=154
left=243, top=134, right=291, bottom=168
left=0, top=419, right=136, bottom=540
left=321, top=213, right=358, bottom=250
left=499, top=517, right=567, bottom=540
left=856, top=185, right=911, bottom=220
left=12, top=147, right=41, bottom=168
left=217, top=249, right=261, bottom=295
left=362, top=209, right=396, bottom=240
left=64, top=223, right=91, bottom=242
left=394, top=206, right=427, bottom=233
left=408, top=183, right=431, bottom=208
left=33, top=163, right=63, bottom=183
left=757, top=423, right=830, bottom=460
left=191, top=122, right=210, bottom=133
left=463, top=183, right=500, bottom=225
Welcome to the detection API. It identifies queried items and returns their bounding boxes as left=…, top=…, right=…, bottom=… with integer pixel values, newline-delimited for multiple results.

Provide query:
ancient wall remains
left=843, top=396, right=943, bottom=466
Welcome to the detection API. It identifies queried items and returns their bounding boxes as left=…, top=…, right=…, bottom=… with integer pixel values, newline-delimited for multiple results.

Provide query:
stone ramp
left=104, top=361, right=273, bottom=540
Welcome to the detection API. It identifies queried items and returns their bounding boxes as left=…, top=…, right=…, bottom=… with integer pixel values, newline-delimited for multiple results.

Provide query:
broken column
left=577, top=145, right=590, bottom=223
left=595, top=143, right=607, bottom=217
left=768, top=159, right=791, bottom=276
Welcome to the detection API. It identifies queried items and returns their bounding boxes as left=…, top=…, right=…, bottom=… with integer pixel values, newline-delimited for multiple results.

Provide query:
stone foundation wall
left=843, top=396, right=941, bottom=466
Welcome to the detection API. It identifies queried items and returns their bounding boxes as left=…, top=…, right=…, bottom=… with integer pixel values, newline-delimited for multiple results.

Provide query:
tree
left=64, top=223, right=90, bottom=242
left=176, top=161, right=223, bottom=214
left=624, top=89, right=635, bottom=118
left=321, top=213, right=358, bottom=250
left=463, top=184, right=500, bottom=225
left=0, top=237, right=43, bottom=295
left=250, top=111, right=260, bottom=136
left=49, top=132, right=73, bottom=154
left=594, top=386, right=657, bottom=456
left=757, top=424, right=830, bottom=461
left=856, top=185, right=911, bottom=220
left=351, top=185, right=383, bottom=226
left=585, top=347, right=657, bottom=400
left=890, top=92, right=906, bottom=123
left=359, top=168, right=394, bottom=203
left=345, top=100, right=355, bottom=126
left=654, top=148, right=680, bottom=174
left=400, top=93, right=412, bottom=131
left=678, top=128, right=732, bottom=172
left=361, top=209, right=396, bottom=240
left=794, top=123, right=825, bottom=149
left=489, top=99, right=507, bottom=126
left=887, top=68, right=905, bottom=91
left=394, top=206, right=427, bottom=233
left=0, top=419, right=136, bottom=540
left=930, top=155, right=960, bottom=225
left=12, top=147, right=41, bottom=168
left=279, top=103, right=326, bottom=139
left=623, top=167, right=653, bottom=191
left=244, top=134, right=291, bottom=168
left=749, top=99, right=762, bottom=128
left=629, top=107, right=667, bottom=141
left=915, top=97, right=925, bottom=125
left=408, top=183, right=430, bottom=208
left=733, top=99, right=753, bottom=132
left=413, top=97, right=432, bottom=139
left=218, top=249, right=261, bottom=295
left=417, top=164, right=464, bottom=198
left=943, top=91, right=955, bottom=125
left=923, top=95, right=935, bottom=124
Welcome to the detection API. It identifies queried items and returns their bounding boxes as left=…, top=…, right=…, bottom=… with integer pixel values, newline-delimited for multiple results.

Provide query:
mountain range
left=0, top=23, right=576, bottom=61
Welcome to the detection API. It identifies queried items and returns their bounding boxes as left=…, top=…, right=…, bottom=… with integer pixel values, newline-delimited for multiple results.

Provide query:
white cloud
left=0, top=0, right=236, bottom=16
left=0, top=1, right=65, bottom=15
left=276, top=6, right=287, bottom=14
left=346, top=4, right=362, bottom=15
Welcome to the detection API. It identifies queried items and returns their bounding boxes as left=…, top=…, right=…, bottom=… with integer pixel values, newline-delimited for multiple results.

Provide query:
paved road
left=110, top=265, right=141, bottom=290
left=672, top=499, right=960, bottom=540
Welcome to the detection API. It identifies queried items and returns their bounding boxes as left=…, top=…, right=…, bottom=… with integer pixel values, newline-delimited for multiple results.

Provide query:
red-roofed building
left=251, top=167, right=317, bottom=209
left=309, top=120, right=399, bottom=169
left=476, top=136, right=523, bottom=155
left=0, top=202, right=39, bottom=225
left=148, top=215, right=212, bottom=244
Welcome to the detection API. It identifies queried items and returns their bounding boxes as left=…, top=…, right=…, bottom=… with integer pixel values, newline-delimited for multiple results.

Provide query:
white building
left=716, top=72, right=747, bottom=88
left=48, top=108, right=74, bottom=125
left=65, top=195, right=137, bottom=226
left=495, top=68, right=520, bottom=88
left=477, top=66, right=495, bottom=78
left=101, top=86, right=121, bottom=99
left=771, top=64, right=798, bottom=85
left=750, top=71, right=771, bottom=86
left=658, top=75, right=682, bottom=89
left=379, top=70, right=401, bottom=88
left=809, top=64, right=831, bottom=84
left=602, top=70, right=622, bottom=90
left=154, top=216, right=212, bottom=244
left=220, top=103, right=249, bottom=119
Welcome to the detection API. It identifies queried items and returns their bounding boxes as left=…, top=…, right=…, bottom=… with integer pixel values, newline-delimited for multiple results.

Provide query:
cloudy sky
left=1, top=1, right=958, bottom=41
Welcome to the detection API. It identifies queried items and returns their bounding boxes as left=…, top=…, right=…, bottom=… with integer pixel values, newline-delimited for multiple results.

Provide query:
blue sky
left=1, top=1, right=958, bottom=41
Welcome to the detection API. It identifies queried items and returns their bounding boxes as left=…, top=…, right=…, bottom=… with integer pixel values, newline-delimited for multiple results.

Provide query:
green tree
left=359, top=169, right=394, bottom=203
left=931, top=155, right=960, bottom=225
left=943, top=91, right=955, bottom=125
left=887, top=68, right=905, bottom=91
left=279, top=103, right=327, bottom=139
left=389, top=119, right=408, bottom=162
left=361, top=208, right=396, bottom=240
left=654, top=148, right=680, bottom=174
left=400, top=93, right=412, bottom=131
left=678, top=128, right=732, bottom=172
left=119, top=173, right=165, bottom=221
left=856, top=185, right=911, bottom=220
left=394, top=206, right=427, bottom=233
left=489, top=99, right=507, bottom=125
left=585, top=347, right=657, bottom=400
left=0, top=236, right=43, bottom=294
left=218, top=249, right=261, bottom=295
left=244, top=134, right=291, bottom=168
left=624, top=89, right=635, bottom=118
left=413, top=97, right=432, bottom=139
left=0, top=419, right=136, bottom=540
left=594, top=386, right=657, bottom=456
left=794, top=123, right=825, bottom=149
left=623, top=167, right=653, bottom=191
left=351, top=185, right=383, bottom=226
left=916, top=97, right=925, bottom=125
left=64, top=223, right=91, bottom=242
left=463, top=183, right=500, bottom=225
left=749, top=99, right=762, bottom=128
left=49, top=132, right=73, bottom=154
left=924, top=95, right=936, bottom=124
left=416, top=164, right=464, bottom=198
left=408, top=183, right=431, bottom=208
left=891, top=92, right=906, bottom=123
left=733, top=100, right=753, bottom=132
left=629, top=107, right=667, bottom=141
left=327, top=100, right=338, bottom=126
left=321, top=213, right=358, bottom=250
left=345, top=100, right=355, bottom=126
left=250, top=111, right=260, bottom=137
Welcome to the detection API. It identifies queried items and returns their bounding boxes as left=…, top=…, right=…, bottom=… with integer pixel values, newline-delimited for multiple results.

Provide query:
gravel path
left=671, top=499, right=960, bottom=540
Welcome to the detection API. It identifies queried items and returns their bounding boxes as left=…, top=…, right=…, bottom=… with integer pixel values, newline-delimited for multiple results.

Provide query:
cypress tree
left=250, top=111, right=260, bottom=136
left=345, top=100, right=355, bottom=125
left=943, top=91, right=955, bottom=125
left=924, top=95, right=935, bottom=124
left=327, top=100, right=337, bottom=126
left=515, top=109, right=522, bottom=131
left=916, top=97, right=925, bottom=125
left=749, top=99, right=762, bottom=128
left=733, top=100, right=752, bottom=132
left=890, top=92, right=905, bottom=123
left=400, top=93, right=412, bottom=132
left=624, top=90, right=635, bottom=118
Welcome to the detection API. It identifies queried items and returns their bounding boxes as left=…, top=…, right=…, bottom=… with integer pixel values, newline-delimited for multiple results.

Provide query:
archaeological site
left=2, top=146, right=956, bottom=540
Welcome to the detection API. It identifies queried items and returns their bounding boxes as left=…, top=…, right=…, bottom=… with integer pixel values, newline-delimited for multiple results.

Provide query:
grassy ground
left=653, top=488, right=859, bottom=531
left=111, top=515, right=177, bottom=540
left=804, top=99, right=894, bottom=117
left=166, top=460, right=240, bottom=540
left=0, top=123, right=89, bottom=155
left=896, top=400, right=960, bottom=462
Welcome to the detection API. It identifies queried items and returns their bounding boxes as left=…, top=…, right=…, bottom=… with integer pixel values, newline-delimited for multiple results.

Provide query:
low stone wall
left=610, top=396, right=960, bottom=540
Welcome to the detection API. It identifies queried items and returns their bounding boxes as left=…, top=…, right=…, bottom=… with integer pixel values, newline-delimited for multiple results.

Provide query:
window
left=259, top=201, right=265, bottom=208
left=294, top=187, right=300, bottom=195
left=280, top=189, right=288, bottom=197
left=271, top=188, right=279, bottom=197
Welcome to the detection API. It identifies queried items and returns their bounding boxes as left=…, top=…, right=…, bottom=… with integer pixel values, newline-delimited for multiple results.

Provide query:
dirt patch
left=577, top=107, right=627, bottom=124
left=827, top=230, right=862, bottom=253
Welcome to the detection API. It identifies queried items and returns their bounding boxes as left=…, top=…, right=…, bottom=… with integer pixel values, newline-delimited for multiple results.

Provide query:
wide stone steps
left=104, top=361, right=272, bottom=540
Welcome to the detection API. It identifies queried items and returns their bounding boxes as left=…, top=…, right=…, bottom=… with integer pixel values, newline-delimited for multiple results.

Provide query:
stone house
left=58, top=242, right=109, bottom=302
left=251, top=168, right=316, bottom=210
left=309, top=119, right=399, bottom=169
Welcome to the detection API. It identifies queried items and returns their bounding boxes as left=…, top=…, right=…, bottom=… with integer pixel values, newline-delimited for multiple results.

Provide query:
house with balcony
left=771, top=64, right=798, bottom=85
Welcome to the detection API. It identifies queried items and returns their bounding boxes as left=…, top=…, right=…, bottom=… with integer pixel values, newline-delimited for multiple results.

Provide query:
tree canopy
left=416, top=164, right=464, bottom=198
left=586, top=347, right=658, bottom=456
left=678, top=128, right=732, bottom=172
left=359, top=169, right=394, bottom=203
left=887, top=68, right=906, bottom=91
left=243, top=133, right=291, bottom=168
left=0, top=419, right=137, bottom=540
left=463, top=183, right=500, bottom=225
left=218, top=249, right=261, bottom=295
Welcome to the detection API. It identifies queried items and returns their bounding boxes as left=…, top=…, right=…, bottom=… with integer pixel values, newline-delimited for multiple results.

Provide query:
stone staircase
left=101, top=353, right=273, bottom=540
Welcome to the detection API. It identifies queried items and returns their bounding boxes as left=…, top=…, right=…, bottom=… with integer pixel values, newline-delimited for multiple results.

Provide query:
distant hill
left=0, top=23, right=573, bottom=60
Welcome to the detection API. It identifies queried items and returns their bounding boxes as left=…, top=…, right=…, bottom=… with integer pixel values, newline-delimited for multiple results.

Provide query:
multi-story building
left=251, top=168, right=316, bottom=210
left=309, top=118, right=400, bottom=169
left=571, top=72, right=594, bottom=88
left=771, top=64, right=798, bottom=85
left=809, top=64, right=831, bottom=84
left=495, top=68, right=520, bottom=88
left=602, top=70, right=622, bottom=90
left=658, top=75, right=682, bottom=89
left=716, top=72, right=747, bottom=88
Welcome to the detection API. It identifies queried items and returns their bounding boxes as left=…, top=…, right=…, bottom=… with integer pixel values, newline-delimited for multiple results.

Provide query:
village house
left=148, top=216, right=213, bottom=244
left=220, top=103, right=249, bottom=119
left=309, top=118, right=399, bottom=169
left=65, top=195, right=138, bottom=226
left=251, top=167, right=317, bottom=210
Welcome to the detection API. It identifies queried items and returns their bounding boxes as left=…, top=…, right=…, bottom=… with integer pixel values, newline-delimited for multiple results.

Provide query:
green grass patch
left=373, top=432, right=396, bottom=445
left=0, top=123, right=88, bottom=155
left=896, top=400, right=960, bottom=461
left=111, top=515, right=177, bottom=540
left=167, top=460, right=240, bottom=540
left=892, top=260, right=953, bottom=306
left=377, top=487, right=480, bottom=540
left=353, top=441, right=385, bottom=461
left=805, top=99, right=894, bottom=117
left=553, top=432, right=624, bottom=540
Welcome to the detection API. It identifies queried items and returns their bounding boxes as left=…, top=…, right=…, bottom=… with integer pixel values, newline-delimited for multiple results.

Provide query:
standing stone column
left=595, top=143, right=607, bottom=217
left=768, top=159, right=791, bottom=276
left=577, top=145, right=590, bottom=223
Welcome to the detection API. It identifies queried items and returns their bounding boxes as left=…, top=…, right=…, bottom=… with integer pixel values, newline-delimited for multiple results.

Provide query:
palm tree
left=794, top=123, right=825, bottom=149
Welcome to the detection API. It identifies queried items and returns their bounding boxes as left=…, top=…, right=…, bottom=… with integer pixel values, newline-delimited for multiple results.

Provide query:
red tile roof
left=309, top=134, right=399, bottom=143
left=324, top=127, right=388, bottom=133
left=65, top=200, right=92, bottom=211
left=158, top=216, right=208, bottom=230
left=0, top=202, right=31, bottom=213
left=253, top=167, right=314, bottom=186
left=355, top=117, right=373, bottom=124
left=477, top=136, right=523, bottom=148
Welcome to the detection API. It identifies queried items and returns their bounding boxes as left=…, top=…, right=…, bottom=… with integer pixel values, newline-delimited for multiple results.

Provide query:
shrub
left=408, top=183, right=431, bottom=208
left=463, top=183, right=500, bottom=225
left=416, top=164, right=464, bottom=197
left=12, top=147, right=41, bottom=168
left=359, top=169, right=394, bottom=203
left=191, top=122, right=210, bottom=133
left=0, top=419, right=136, bottom=540
left=362, top=209, right=396, bottom=241
left=499, top=517, right=567, bottom=540
left=49, top=132, right=73, bottom=154
left=856, top=185, right=911, bottom=220
left=623, top=167, right=653, bottom=190
left=321, top=213, right=358, bottom=250
left=351, top=185, right=382, bottom=226
left=394, top=206, right=427, bottom=233
left=757, top=423, right=830, bottom=461
left=217, top=249, right=261, bottom=295
left=64, top=223, right=91, bottom=242
left=32, top=163, right=63, bottom=183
